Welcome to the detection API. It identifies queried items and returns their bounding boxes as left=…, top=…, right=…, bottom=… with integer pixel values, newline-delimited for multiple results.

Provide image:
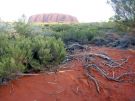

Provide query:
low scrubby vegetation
left=0, top=19, right=135, bottom=83
left=0, top=21, right=66, bottom=82
left=42, top=22, right=135, bottom=49
left=42, top=22, right=117, bottom=44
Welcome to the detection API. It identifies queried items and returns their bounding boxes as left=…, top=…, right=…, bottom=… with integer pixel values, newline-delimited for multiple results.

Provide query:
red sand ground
left=0, top=47, right=135, bottom=101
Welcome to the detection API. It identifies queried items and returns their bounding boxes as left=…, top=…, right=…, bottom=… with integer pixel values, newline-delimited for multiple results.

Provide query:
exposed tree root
left=64, top=47, right=135, bottom=93
left=115, top=72, right=135, bottom=81
left=103, top=58, right=128, bottom=68
left=68, top=53, right=128, bottom=68
left=84, top=68, right=100, bottom=93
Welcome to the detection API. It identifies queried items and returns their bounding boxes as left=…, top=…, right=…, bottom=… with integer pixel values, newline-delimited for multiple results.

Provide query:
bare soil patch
left=0, top=47, right=135, bottom=101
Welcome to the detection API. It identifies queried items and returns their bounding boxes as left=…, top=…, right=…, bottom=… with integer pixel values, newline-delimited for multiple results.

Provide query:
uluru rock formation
left=28, top=13, right=79, bottom=23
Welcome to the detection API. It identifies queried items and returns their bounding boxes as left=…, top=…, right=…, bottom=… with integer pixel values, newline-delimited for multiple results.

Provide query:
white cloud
left=0, top=0, right=114, bottom=22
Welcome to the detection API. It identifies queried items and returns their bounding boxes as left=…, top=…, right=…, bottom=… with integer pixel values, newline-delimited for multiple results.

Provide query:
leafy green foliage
left=14, top=21, right=32, bottom=36
left=108, top=0, right=135, bottom=29
left=0, top=35, right=28, bottom=78
left=0, top=33, right=66, bottom=80
left=46, top=23, right=114, bottom=44
left=30, top=36, right=66, bottom=70
left=0, top=21, right=115, bottom=82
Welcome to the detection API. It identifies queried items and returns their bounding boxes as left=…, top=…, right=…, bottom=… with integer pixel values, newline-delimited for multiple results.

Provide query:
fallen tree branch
left=16, top=73, right=40, bottom=76
left=104, top=58, right=128, bottom=68
left=84, top=68, right=100, bottom=93
left=115, top=72, right=135, bottom=81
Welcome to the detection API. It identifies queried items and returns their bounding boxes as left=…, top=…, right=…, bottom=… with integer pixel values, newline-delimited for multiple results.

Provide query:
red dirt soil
left=0, top=47, right=135, bottom=101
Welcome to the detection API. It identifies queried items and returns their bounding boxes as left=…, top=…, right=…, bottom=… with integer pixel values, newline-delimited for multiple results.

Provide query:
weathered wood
left=65, top=51, right=135, bottom=93
left=16, top=73, right=40, bottom=76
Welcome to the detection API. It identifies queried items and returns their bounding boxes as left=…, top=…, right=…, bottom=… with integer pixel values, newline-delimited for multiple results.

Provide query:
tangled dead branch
left=64, top=45, right=135, bottom=93
left=83, top=55, right=135, bottom=93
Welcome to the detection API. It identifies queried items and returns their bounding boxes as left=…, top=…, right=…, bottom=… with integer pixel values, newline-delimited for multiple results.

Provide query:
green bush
left=30, top=36, right=66, bottom=70
left=0, top=21, right=117, bottom=82
left=0, top=33, right=66, bottom=80
left=14, top=21, right=32, bottom=36
left=45, top=23, right=114, bottom=44
left=0, top=35, right=29, bottom=78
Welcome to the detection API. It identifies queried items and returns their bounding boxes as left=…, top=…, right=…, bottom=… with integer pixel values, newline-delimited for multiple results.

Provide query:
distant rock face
left=28, top=13, right=79, bottom=23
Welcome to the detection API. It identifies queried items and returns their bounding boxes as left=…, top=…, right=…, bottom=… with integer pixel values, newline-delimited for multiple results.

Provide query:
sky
left=0, top=0, right=114, bottom=22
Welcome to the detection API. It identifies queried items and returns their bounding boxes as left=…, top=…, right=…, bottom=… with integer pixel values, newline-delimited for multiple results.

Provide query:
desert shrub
left=45, top=23, right=115, bottom=44
left=0, top=33, right=66, bottom=81
left=30, top=26, right=43, bottom=36
left=54, top=27, right=99, bottom=44
left=29, top=35, right=66, bottom=70
left=0, top=22, right=15, bottom=35
left=0, top=34, right=31, bottom=79
left=50, top=24, right=73, bottom=32
left=14, top=21, right=32, bottom=36
left=0, top=21, right=118, bottom=82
